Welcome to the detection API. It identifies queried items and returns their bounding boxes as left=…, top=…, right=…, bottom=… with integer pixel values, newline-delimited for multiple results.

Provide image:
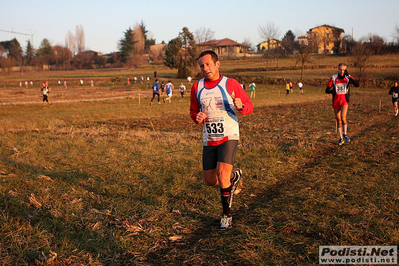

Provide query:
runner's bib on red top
left=332, top=74, right=350, bottom=95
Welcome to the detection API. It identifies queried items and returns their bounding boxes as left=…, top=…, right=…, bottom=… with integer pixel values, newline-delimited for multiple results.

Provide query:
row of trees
left=2, top=21, right=399, bottom=76
left=118, top=25, right=222, bottom=78
left=0, top=21, right=158, bottom=73
left=0, top=25, right=87, bottom=73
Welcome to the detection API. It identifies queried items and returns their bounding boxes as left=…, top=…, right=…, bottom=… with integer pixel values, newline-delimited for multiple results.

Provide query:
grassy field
left=1, top=58, right=399, bottom=265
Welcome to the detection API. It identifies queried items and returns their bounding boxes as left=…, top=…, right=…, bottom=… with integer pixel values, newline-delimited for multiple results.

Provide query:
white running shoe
left=220, top=215, right=232, bottom=230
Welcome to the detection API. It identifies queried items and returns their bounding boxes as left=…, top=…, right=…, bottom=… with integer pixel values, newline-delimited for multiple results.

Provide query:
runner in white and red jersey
left=190, top=50, right=253, bottom=229
left=325, top=63, right=359, bottom=145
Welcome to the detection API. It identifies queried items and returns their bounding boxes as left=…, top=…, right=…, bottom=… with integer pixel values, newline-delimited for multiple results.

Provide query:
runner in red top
left=325, top=63, right=359, bottom=145
left=190, top=50, right=253, bottom=229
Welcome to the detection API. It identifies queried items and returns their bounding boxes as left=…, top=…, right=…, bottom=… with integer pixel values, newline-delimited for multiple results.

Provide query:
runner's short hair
left=199, top=50, right=218, bottom=63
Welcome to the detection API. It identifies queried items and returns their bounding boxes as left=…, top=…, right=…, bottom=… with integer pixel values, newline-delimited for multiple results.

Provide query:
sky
left=1, top=0, right=398, bottom=54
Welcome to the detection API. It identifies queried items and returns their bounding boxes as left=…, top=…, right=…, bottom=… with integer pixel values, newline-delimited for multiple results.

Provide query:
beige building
left=198, top=38, right=250, bottom=57
left=297, top=35, right=309, bottom=46
left=307, top=24, right=344, bottom=54
left=256, top=39, right=282, bottom=51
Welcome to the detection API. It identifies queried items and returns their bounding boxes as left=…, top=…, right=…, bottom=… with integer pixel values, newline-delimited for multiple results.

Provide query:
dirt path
left=0, top=86, right=152, bottom=105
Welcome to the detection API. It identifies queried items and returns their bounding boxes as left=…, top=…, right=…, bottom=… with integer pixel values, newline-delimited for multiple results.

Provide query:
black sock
left=221, top=186, right=232, bottom=216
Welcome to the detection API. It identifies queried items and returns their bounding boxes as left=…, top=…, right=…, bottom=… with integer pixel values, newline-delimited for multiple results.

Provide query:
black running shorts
left=202, top=140, right=238, bottom=170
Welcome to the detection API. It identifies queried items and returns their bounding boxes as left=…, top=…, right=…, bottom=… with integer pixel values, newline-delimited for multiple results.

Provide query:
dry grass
left=0, top=58, right=398, bottom=265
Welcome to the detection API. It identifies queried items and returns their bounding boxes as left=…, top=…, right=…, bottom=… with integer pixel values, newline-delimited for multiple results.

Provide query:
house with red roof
left=198, top=38, right=250, bottom=57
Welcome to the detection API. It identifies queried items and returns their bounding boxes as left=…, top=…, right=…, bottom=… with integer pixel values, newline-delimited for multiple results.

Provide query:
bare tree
left=133, top=23, right=145, bottom=54
left=350, top=42, right=372, bottom=83
left=242, top=37, right=253, bottom=51
left=363, top=33, right=386, bottom=55
left=295, top=44, right=312, bottom=80
left=258, top=21, right=281, bottom=51
left=194, top=27, right=215, bottom=44
left=65, top=30, right=76, bottom=69
left=0, top=56, right=15, bottom=75
left=66, top=30, right=76, bottom=56
left=53, top=45, right=71, bottom=70
left=391, top=24, right=399, bottom=44
left=75, top=24, right=85, bottom=54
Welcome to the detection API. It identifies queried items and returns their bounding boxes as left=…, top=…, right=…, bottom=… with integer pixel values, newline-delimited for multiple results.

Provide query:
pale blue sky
left=1, top=0, right=398, bottom=54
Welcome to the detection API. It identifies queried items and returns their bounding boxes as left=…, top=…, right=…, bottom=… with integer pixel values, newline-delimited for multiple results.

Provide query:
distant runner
left=388, top=81, right=399, bottom=116
left=249, top=82, right=256, bottom=99
left=179, top=83, right=186, bottom=98
left=325, top=63, right=360, bottom=145
left=150, top=79, right=161, bottom=105
left=164, top=81, right=174, bottom=103
left=298, top=82, right=303, bottom=94
left=41, top=81, right=52, bottom=107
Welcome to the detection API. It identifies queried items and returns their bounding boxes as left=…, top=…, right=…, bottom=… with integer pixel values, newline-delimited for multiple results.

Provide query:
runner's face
left=339, top=66, right=347, bottom=75
left=199, top=54, right=220, bottom=81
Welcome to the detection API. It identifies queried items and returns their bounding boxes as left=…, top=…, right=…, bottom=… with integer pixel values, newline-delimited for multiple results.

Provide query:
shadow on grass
left=143, top=111, right=398, bottom=265
left=1, top=166, right=157, bottom=265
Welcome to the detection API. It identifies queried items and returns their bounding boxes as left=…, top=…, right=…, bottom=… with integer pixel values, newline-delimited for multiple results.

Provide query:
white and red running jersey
left=196, top=76, right=239, bottom=146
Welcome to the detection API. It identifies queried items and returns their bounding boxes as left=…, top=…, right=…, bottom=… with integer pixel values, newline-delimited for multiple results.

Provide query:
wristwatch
left=238, top=104, right=245, bottom=111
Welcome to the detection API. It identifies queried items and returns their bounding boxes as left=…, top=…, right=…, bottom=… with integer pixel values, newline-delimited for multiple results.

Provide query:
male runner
left=190, top=50, right=253, bottom=229
left=150, top=79, right=161, bottom=105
